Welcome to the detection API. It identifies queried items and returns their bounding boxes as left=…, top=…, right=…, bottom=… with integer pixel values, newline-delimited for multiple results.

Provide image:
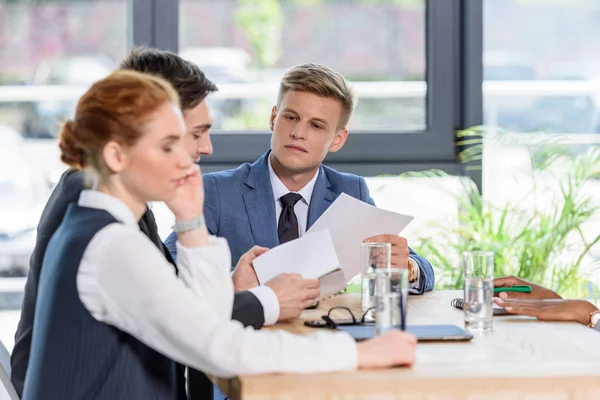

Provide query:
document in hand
left=306, top=193, right=414, bottom=282
left=252, top=229, right=347, bottom=300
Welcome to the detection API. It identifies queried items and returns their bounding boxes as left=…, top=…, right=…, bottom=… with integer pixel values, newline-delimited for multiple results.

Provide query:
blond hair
left=277, top=63, right=356, bottom=129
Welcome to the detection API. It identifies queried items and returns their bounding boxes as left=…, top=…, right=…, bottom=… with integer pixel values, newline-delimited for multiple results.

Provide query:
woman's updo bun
left=59, top=120, right=87, bottom=169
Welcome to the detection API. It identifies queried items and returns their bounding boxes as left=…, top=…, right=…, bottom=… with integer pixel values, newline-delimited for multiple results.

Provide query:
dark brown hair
left=59, top=70, right=179, bottom=172
left=119, top=46, right=218, bottom=112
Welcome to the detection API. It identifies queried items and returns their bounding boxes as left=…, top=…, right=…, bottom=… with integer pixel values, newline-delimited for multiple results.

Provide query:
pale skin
left=269, top=90, right=414, bottom=270
left=182, top=100, right=327, bottom=322
left=96, top=99, right=417, bottom=369
left=182, top=100, right=214, bottom=163
left=493, top=276, right=599, bottom=325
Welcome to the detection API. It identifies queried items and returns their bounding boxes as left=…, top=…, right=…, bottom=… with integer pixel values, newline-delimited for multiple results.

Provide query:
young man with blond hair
left=166, top=63, right=435, bottom=298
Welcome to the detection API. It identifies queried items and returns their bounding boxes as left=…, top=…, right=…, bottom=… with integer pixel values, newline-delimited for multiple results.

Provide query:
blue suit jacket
left=166, top=152, right=434, bottom=293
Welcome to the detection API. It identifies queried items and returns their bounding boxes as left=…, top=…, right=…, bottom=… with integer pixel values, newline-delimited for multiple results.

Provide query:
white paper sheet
left=306, top=193, right=414, bottom=282
left=252, top=229, right=344, bottom=299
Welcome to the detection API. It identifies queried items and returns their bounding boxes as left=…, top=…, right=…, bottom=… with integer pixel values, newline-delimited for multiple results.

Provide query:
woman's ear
left=102, top=141, right=127, bottom=173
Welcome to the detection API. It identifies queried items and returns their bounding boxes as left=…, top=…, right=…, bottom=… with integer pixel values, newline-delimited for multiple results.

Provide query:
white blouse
left=75, top=190, right=358, bottom=378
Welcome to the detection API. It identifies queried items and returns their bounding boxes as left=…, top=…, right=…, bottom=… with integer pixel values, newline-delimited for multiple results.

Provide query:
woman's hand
left=165, top=165, right=204, bottom=221
left=494, top=276, right=562, bottom=300
left=356, top=330, right=417, bottom=369
left=494, top=298, right=598, bottom=325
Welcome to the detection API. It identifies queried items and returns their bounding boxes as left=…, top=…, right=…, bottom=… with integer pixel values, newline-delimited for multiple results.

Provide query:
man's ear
left=328, top=128, right=349, bottom=153
left=102, top=141, right=127, bottom=173
left=269, top=106, right=277, bottom=132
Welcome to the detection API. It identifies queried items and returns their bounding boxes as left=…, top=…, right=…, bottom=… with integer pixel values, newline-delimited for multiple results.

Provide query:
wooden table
left=215, top=291, right=600, bottom=400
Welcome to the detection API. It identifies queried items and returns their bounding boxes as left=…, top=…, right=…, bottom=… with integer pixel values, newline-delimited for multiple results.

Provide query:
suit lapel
left=307, top=167, right=338, bottom=229
left=242, top=153, right=279, bottom=248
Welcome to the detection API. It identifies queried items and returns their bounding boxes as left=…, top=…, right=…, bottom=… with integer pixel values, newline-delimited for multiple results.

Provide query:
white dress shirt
left=228, top=157, right=318, bottom=326
left=268, top=156, right=319, bottom=237
left=268, top=157, right=421, bottom=290
left=76, top=190, right=357, bottom=378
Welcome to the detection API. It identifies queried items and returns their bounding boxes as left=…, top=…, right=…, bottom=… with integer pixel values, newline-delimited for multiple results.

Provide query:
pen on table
left=493, top=285, right=532, bottom=293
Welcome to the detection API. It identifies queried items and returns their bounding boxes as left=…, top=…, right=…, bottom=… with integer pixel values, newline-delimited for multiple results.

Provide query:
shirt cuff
left=408, top=259, right=422, bottom=292
left=408, top=275, right=421, bottom=291
left=248, top=285, right=280, bottom=325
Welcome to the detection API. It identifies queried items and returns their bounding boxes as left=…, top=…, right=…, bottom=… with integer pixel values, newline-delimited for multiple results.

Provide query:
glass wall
left=179, top=0, right=426, bottom=132
left=0, top=0, right=129, bottom=350
left=482, top=0, right=600, bottom=297
left=0, top=0, right=127, bottom=279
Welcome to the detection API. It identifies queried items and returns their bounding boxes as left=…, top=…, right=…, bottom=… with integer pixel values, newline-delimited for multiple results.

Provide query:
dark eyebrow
left=282, top=108, right=329, bottom=128
left=310, top=118, right=329, bottom=128
left=190, top=123, right=212, bottom=132
left=281, top=108, right=299, bottom=116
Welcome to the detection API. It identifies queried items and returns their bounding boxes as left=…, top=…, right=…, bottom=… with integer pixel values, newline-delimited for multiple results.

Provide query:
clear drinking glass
left=361, top=242, right=391, bottom=321
left=463, top=251, right=494, bottom=332
left=375, top=268, right=409, bottom=335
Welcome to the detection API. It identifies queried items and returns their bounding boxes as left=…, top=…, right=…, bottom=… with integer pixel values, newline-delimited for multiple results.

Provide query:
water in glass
left=464, top=276, right=493, bottom=332
left=375, top=292, right=402, bottom=335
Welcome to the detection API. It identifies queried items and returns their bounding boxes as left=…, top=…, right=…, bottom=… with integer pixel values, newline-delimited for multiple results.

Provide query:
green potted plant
left=411, top=128, right=600, bottom=297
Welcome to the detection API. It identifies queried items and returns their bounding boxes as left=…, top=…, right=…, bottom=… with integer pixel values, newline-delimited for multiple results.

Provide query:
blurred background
left=1, top=0, right=600, bottom=349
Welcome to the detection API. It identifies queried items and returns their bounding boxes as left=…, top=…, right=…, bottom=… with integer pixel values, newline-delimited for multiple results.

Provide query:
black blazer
left=11, top=169, right=265, bottom=399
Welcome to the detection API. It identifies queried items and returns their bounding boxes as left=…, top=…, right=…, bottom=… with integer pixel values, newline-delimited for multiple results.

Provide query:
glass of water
left=375, top=268, right=409, bottom=335
left=361, top=242, right=391, bottom=320
left=463, top=251, right=494, bottom=332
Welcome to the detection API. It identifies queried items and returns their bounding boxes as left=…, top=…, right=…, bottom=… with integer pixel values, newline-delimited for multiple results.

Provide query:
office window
left=179, top=0, right=426, bottom=133
left=484, top=0, right=600, bottom=135
left=0, top=0, right=127, bottom=281
left=483, top=0, right=600, bottom=295
left=179, top=0, right=458, bottom=171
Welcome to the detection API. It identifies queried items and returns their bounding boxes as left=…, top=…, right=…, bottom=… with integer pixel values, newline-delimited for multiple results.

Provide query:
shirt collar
left=268, top=154, right=319, bottom=205
left=78, top=190, right=139, bottom=228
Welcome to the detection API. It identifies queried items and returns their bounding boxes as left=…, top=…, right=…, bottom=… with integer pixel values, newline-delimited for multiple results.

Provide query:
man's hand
left=364, top=234, right=410, bottom=269
left=265, top=274, right=320, bottom=321
left=494, top=276, right=562, bottom=300
left=494, top=298, right=598, bottom=325
left=232, top=246, right=269, bottom=292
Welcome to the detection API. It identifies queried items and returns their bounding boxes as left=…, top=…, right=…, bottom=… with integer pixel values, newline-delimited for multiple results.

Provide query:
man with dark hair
left=11, top=47, right=312, bottom=400
left=118, top=46, right=218, bottom=164
left=119, top=46, right=218, bottom=112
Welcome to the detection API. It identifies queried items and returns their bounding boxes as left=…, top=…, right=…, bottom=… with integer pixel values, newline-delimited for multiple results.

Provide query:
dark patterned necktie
left=277, top=192, right=303, bottom=244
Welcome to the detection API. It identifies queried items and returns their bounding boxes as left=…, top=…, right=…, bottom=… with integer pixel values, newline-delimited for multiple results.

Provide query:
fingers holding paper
left=265, top=273, right=321, bottom=321
left=232, top=246, right=269, bottom=292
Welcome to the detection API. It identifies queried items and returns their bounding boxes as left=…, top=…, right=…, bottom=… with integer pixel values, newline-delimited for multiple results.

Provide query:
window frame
left=130, top=0, right=483, bottom=178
